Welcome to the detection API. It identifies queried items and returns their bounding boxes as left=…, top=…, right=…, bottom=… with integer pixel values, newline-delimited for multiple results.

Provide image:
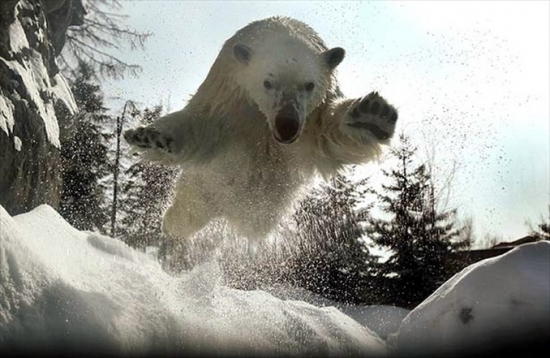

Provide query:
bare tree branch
left=59, top=0, right=151, bottom=80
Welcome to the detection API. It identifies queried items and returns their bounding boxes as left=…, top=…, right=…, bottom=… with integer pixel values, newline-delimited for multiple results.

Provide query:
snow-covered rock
left=391, top=241, right=550, bottom=356
left=0, top=204, right=387, bottom=356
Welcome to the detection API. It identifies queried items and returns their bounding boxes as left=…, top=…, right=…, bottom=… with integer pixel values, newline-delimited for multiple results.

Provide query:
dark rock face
left=0, top=0, right=81, bottom=215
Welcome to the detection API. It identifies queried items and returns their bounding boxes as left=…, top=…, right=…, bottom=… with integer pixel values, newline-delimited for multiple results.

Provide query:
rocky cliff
left=0, top=0, right=82, bottom=215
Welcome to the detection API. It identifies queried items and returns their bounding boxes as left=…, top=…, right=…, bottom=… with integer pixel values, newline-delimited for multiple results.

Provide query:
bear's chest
left=212, top=138, right=314, bottom=197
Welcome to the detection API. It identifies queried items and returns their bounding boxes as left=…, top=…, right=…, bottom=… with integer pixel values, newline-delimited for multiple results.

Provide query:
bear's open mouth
left=274, top=106, right=301, bottom=144
left=274, top=115, right=300, bottom=143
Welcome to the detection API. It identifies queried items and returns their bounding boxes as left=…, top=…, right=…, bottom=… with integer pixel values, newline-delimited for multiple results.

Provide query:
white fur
left=126, top=16, right=397, bottom=241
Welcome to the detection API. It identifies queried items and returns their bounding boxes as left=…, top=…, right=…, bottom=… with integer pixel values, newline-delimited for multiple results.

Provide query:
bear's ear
left=323, top=47, right=345, bottom=70
left=234, top=44, right=252, bottom=65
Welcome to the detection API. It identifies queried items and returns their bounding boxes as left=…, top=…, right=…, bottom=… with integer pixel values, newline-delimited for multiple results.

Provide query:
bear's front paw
left=123, top=126, right=175, bottom=153
left=344, top=92, right=398, bottom=141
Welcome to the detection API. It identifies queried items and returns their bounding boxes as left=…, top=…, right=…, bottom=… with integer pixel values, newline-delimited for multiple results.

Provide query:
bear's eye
left=305, top=82, right=315, bottom=92
left=263, top=80, right=273, bottom=90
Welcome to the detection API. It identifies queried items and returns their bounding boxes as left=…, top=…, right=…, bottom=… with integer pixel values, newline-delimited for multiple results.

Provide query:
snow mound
left=339, top=306, right=410, bottom=341
left=1, top=204, right=548, bottom=356
left=0, top=205, right=386, bottom=356
left=391, top=241, right=550, bottom=356
left=265, top=285, right=410, bottom=340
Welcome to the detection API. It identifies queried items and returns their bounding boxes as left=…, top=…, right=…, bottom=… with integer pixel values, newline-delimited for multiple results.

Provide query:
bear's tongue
left=274, top=109, right=300, bottom=144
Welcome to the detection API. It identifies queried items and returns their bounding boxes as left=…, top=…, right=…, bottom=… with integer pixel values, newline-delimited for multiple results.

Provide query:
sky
left=1, top=204, right=548, bottom=355
left=103, top=1, right=550, bottom=246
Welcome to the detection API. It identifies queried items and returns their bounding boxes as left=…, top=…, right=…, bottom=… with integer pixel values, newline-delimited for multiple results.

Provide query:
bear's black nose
left=274, top=105, right=301, bottom=144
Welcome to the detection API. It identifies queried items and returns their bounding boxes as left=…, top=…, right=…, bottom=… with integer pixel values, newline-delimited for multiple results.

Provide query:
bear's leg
left=228, top=208, right=280, bottom=243
left=315, top=92, right=399, bottom=171
left=162, top=198, right=212, bottom=239
left=123, top=109, right=226, bottom=164
left=124, top=126, right=176, bottom=153
left=123, top=110, right=190, bottom=155
left=343, top=91, right=398, bottom=141
left=161, top=179, right=217, bottom=239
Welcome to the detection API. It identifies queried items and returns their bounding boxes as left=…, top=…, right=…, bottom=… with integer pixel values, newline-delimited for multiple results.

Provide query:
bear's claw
left=124, top=127, right=175, bottom=153
left=345, top=92, right=398, bottom=141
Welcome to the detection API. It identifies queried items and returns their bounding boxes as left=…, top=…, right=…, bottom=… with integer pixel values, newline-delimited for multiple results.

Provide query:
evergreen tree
left=213, top=172, right=377, bottom=304
left=287, top=173, right=376, bottom=303
left=116, top=106, right=178, bottom=249
left=365, top=134, right=469, bottom=308
left=529, top=205, right=550, bottom=240
left=59, top=61, right=112, bottom=232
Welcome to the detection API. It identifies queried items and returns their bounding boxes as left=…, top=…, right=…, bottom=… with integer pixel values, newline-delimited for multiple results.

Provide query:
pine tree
left=215, top=172, right=377, bottom=304
left=529, top=205, right=550, bottom=240
left=59, top=61, right=112, bottom=232
left=366, top=134, right=469, bottom=308
left=285, top=173, right=377, bottom=304
left=116, top=106, right=178, bottom=250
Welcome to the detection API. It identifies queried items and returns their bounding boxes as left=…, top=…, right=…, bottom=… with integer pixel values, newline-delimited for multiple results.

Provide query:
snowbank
left=339, top=306, right=410, bottom=341
left=0, top=205, right=385, bottom=356
left=391, top=240, right=550, bottom=356
left=1, top=204, right=548, bottom=357
left=265, top=285, right=410, bottom=340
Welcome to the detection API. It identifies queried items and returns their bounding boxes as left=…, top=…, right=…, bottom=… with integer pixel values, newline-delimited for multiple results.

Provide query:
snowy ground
left=1, top=205, right=548, bottom=357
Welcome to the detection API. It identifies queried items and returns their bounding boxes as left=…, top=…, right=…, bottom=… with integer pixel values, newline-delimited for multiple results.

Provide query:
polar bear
left=124, top=16, right=398, bottom=241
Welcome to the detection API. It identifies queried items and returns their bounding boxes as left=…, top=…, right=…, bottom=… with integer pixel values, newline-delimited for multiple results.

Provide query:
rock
left=0, top=0, right=79, bottom=215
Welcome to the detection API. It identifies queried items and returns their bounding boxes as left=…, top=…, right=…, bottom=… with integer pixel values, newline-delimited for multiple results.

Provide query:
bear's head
left=232, top=39, right=345, bottom=144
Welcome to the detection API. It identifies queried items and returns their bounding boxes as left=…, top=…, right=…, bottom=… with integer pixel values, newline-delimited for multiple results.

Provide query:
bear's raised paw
left=123, top=127, right=175, bottom=153
left=344, top=92, right=398, bottom=141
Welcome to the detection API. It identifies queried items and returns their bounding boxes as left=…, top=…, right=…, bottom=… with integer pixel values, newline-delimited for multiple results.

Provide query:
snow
left=7, top=2, right=29, bottom=53
left=0, top=204, right=548, bottom=356
left=1, top=8, right=77, bottom=147
left=0, top=95, right=14, bottom=135
left=390, top=241, right=550, bottom=356
left=50, top=72, right=78, bottom=115
left=340, top=306, right=410, bottom=341
left=264, top=285, right=410, bottom=340
left=13, top=136, right=22, bottom=151
left=1, top=55, right=61, bottom=148
left=0, top=205, right=385, bottom=356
